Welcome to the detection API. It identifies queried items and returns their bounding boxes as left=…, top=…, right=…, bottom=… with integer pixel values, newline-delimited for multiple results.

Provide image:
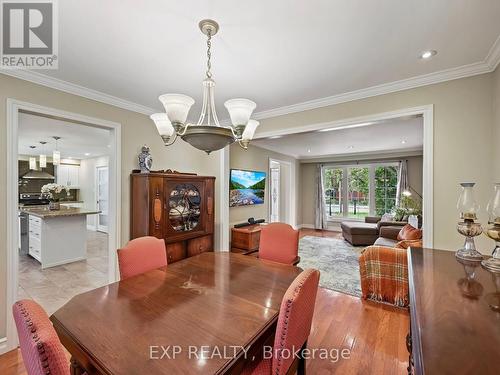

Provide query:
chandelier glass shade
left=39, top=141, right=47, bottom=168
left=150, top=19, right=260, bottom=154
left=52, top=136, right=61, bottom=165
left=29, top=157, right=36, bottom=170
left=39, top=154, right=47, bottom=168
left=52, top=150, right=60, bottom=165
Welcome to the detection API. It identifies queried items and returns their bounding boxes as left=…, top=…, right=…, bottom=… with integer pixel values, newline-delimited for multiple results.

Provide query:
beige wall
left=229, top=144, right=298, bottom=225
left=257, top=73, right=496, bottom=252
left=407, top=156, right=423, bottom=198
left=300, top=155, right=423, bottom=226
left=494, top=67, right=500, bottom=182
left=299, top=163, right=316, bottom=227
left=0, top=74, right=222, bottom=339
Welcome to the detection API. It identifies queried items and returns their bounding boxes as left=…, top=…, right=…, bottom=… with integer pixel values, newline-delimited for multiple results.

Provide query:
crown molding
left=253, top=59, right=496, bottom=120
left=485, top=35, right=500, bottom=70
left=298, top=146, right=423, bottom=163
left=1, top=70, right=157, bottom=116
left=2, top=36, right=499, bottom=119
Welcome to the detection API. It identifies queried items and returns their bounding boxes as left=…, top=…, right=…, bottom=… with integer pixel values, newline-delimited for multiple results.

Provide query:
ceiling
left=18, top=113, right=111, bottom=160
left=253, top=117, right=423, bottom=158
left=29, top=0, right=500, bottom=122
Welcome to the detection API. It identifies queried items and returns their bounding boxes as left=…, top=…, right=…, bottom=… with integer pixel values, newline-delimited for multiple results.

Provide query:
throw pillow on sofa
left=397, top=224, right=422, bottom=241
left=395, top=239, right=423, bottom=249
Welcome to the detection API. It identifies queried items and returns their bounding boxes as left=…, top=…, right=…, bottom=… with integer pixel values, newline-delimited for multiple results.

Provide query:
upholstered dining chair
left=242, top=268, right=320, bottom=375
left=117, top=236, right=167, bottom=279
left=259, top=223, right=300, bottom=265
left=12, top=299, right=74, bottom=375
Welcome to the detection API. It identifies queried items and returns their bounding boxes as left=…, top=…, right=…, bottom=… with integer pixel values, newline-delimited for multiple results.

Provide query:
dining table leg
left=70, top=357, right=86, bottom=375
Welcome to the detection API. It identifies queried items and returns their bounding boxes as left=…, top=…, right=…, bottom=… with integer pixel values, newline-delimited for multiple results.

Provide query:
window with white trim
left=323, top=162, right=398, bottom=220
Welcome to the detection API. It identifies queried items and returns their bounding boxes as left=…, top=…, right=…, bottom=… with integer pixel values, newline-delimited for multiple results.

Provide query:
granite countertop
left=19, top=206, right=101, bottom=218
left=18, top=201, right=84, bottom=208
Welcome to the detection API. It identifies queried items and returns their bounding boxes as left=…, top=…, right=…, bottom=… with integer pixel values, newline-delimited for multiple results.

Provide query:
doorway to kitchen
left=5, top=99, right=121, bottom=354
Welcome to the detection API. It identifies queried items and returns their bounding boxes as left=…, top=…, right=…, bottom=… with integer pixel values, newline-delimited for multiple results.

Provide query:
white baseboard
left=41, top=256, right=86, bottom=269
left=0, top=336, right=11, bottom=355
left=298, top=224, right=342, bottom=232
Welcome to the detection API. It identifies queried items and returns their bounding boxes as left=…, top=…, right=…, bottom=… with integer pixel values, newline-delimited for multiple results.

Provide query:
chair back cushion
left=397, top=224, right=422, bottom=241
left=117, top=236, right=167, bottom=279
left=272, top=269, right=320, bottom=375
left=12, top=299, right=70, bottom=375
left=259, top=223, right=299, bottom=265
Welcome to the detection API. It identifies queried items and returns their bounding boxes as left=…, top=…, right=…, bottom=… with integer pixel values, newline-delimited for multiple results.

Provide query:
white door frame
left=268, top=158, right=296, bottom=227
left=3, top=99, right=122, bottom=354
left=269, top=163, right=280, bottom=223
left=250, top=105, right=433, bottom=247
left=96, top=165, right=109, bottom=233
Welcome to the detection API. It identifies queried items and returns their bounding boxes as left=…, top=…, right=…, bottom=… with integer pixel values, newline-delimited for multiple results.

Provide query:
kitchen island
left=19, top=206, right=101, bottom=268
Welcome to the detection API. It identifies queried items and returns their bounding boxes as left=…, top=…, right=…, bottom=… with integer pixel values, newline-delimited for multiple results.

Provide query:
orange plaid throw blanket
left=359, top=245, right=409, bottom=308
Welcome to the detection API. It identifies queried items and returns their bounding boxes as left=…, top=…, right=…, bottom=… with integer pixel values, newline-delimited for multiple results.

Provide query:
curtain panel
left=396, top=160, right=409, bottom=206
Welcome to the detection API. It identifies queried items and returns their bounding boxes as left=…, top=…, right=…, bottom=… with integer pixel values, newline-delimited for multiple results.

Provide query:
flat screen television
left=229, top=169, right=266, bottom=207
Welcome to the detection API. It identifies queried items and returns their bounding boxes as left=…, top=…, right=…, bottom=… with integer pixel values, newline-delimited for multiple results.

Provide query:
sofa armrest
left=377, top=220, right=407, bottom=230
left=379, top=226, right=402, bottom=241
left=359, top=245, right=409, bottom=307
left=365, top=216, right=381, bottom=224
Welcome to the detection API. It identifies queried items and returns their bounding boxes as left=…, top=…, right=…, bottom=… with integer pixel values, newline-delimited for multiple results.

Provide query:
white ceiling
left=253, top=117, right=423, bottom=158
left=18, top=113, right=111, bottom=160
left=32, top=0, right=500, bottom=122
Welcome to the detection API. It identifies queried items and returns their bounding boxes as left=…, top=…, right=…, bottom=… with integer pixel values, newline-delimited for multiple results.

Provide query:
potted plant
left=392, top=195, right=422, bottom=222
left=41, top=183, right=70, bottom=210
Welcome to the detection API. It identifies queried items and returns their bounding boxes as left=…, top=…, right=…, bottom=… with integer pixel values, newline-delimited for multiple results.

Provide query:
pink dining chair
left=259, top=223, right=300, bottom=265
left=117, top=236, right=167, bottom=279
left=12, top=299, right=72, bottom=375
left=242, top=268, right=320, bottom=375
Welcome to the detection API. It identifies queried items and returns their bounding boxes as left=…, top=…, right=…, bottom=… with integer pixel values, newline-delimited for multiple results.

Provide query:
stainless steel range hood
left=21, top=170, right=55, bottom=180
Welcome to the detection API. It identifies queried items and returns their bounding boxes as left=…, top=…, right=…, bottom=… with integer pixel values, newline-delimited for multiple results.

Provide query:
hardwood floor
left=307, top=289, right=409, bottom=374
left=1, top=229, right=410, bottom=374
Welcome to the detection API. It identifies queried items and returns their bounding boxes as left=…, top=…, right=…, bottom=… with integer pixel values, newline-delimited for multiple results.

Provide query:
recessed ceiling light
left=307, top=149, right=311, bottom=153
left=420, top=50, right=437, bottom=59
left=401, top=140, right=407, bottom=144
left=84, top=153, right=91, bottom=156
left=348, top=145, right=354, bottom=149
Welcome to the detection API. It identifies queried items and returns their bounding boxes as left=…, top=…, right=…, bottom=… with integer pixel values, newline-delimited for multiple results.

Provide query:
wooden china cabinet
left=130, top=171, right=215, bottom=263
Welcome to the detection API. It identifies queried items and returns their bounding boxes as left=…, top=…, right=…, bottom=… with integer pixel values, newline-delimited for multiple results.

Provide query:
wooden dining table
left=50, top=252, right=303, bottom=375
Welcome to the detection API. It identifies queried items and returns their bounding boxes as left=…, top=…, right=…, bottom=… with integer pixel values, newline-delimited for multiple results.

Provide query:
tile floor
left=18, top=230, right=109, bottom=315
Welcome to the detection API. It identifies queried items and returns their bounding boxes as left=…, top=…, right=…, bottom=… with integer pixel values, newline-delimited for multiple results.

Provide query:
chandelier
left=150, top=19, right=260, bottom=154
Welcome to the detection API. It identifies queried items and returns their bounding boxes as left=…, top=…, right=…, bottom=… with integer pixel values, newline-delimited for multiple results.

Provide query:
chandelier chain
left=206, top=30, right=212, bottom=79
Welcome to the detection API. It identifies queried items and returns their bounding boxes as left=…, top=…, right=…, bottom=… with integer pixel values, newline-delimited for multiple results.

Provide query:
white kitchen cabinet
left=57, top=164, right=80, bottom=188
left=24, top=210, right=96, bottom=268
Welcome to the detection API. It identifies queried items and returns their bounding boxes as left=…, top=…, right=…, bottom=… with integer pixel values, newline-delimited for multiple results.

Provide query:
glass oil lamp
left=481, top=183, right=500, bottom=272
left=456, top=183, right=484, bottom=261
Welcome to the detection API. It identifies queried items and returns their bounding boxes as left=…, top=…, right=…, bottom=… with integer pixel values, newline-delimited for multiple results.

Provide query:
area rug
left=298, top=236, right=364, bottom=297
